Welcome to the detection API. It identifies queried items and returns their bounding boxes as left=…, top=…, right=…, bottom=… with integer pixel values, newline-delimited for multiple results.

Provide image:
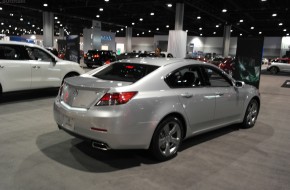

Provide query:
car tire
left=269, top=67, right=279, bottom=74
left=241, top=99, right=259, bottom=129
left=150, top=116, right=183, bottom=161
left=87, top=64, right=92, bottom=68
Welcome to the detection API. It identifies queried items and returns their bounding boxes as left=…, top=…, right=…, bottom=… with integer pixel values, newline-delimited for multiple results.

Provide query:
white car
left=267, top=58, right=290, bottom=74
left=0, top=41, right=85, bottom=95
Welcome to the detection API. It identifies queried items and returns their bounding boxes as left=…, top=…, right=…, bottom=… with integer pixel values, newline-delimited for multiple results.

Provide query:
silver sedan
left=53, top=58, right=260, bottom=161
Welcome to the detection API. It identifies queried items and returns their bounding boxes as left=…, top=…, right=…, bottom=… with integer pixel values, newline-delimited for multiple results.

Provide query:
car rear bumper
left=53, top=98, right=154, bottom=150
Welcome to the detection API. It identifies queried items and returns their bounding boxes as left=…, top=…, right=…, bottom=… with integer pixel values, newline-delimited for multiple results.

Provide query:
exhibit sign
left=65, top=35, right=80, bottom=63
left=233, top=37, right=264, bottom=89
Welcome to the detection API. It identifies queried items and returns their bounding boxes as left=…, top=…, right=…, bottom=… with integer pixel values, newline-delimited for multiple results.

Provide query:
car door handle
left=0, top=65, right=4, bottom=69
left=181, top=93, right=193, bottom=98
left=32, top=66, right=40, bottom=69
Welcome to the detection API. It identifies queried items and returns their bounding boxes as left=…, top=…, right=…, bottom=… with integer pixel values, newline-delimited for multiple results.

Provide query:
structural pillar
left=83, top=28, right=92, bottom=53
left=223, top=25, right=231, bottom=57
left=92, top=20, right=102, bottom=50
left=43, top=12, right=54, bottom=47
left=175, top=3, right=184, bottom=30
left=126, top=27, right=132, bottom=52
left=59, top=28, right=64, bottom=39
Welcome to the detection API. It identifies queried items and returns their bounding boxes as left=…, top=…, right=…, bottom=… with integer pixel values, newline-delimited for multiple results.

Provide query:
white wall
left=263, top=37, right=282, bottom=58
left=116, top=37, right=154, bottom=52
left=280, top=37, right=290, bottom=57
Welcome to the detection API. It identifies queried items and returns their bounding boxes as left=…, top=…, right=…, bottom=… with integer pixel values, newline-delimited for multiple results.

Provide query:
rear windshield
left=93, top=63, right=159, bottom=82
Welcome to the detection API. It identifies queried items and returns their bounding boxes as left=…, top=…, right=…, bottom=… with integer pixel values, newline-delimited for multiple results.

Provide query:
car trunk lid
left=60, top=76, right=133, bottom=109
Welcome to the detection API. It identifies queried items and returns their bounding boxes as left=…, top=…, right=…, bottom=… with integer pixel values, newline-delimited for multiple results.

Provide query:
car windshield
left=93, top=63, right=159, bottom=82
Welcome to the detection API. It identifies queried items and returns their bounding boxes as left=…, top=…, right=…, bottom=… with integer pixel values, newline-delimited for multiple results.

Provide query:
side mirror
left=52, top=58, right=57, bottom=64
left=234, top=81, right=244, bottom=88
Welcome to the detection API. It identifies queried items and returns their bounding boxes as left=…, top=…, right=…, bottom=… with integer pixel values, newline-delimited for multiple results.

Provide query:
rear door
left=27, top=47, right=61, bottom=89
left=0, top=44, right=31, bottom=92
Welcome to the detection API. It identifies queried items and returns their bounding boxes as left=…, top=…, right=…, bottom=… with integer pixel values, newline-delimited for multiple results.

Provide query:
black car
left=84, top=50, right=116, bottom=68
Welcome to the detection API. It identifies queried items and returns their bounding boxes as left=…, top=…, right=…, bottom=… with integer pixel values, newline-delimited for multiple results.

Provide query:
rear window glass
left=93, top=63, right=159, bottom=82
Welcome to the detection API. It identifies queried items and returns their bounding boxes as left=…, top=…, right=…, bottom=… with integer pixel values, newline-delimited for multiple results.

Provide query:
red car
left=219, top=58, right=235, bottom=74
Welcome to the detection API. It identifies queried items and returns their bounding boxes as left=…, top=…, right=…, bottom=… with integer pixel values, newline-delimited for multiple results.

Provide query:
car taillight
left=96, top=92, right=138, bottom=106
left=105, top=60, right=110, bottom=64
left=93, top=54, right=99, bottom=58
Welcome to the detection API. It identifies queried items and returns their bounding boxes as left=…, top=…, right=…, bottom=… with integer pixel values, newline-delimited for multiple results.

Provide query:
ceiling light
left=43, top=3, right=48, bottom=7
left=156, top=28, right=159, bottom=30
left=132, top=22, right=135, bottom=25
left=272, top=13, right=277, bottom=17
left=105, top=0, right=109, bottom=2
left=216, top=25, right=219, bottom=28
left=231, top=30, right=233, bottom=32
left=166, top=25, right=169, bottom=28
left=283, top=29, right=287, bottom=31
left=186, top=30, right=188, bottom=32
left=287, top=33, right=289, bottom=36
left=197, top=16, right=201, bottom=19
left=279, top=23, right=283, bottom=26
left=1, top=23, right=4, bottom=25
left=240, top=33, right=243, bottom=36
left=150, top=12, right=154, bottom=16
left=0, top=7, right=2, bottom=10
left=117, top=30, right=119, bottom=33
left=199, top=27, right=202, bottom=30
left=32, top=25, right=35, bottom=27
left=99, top=8, right=103, bottom=11
left=251, top=26, right=254, bottom=29
left=139, top=18, right=143, bottom=21
left=20, top=17, right=23, bottom=21
left=27, top=22, right=30, bottom=25
left=213, top=32, right=216, bottom=34
left=57, top=21, right=60, bottom=23
left=142, top=32, right=144, bottom=34
left=137, top=34, right=139, bottom=36
left=54, top=16, right=58, bottom=19
left=239, top=19, right=244, bottom=22
left=9, top=25, right=11, bottom=27
left=96, top=15, right=100, bottom=18
left=60, top=24, right=62, bottom=27
left=200, top=34, right=202, bottom=36
left=10, top=13, right=13, bottom=16
left=261, top=0, right=267, bottom=1
left=259, top=31, right=262, bottom=34
left=121, top=28, right=123, bottom=31
left=148, top=30, right=151, bottom=33
left=222, top=9, right=227, bottom=13
left=167, top=4, right=172, bottom=7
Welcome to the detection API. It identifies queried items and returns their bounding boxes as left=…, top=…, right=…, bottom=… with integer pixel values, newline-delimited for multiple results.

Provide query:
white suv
left=267, top=58, right=290, bottom=74
left=0, top=41, right=84, bottom=95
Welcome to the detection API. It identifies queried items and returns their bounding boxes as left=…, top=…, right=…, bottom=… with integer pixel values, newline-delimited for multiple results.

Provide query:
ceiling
left=0, top=0, right=289, bottom=38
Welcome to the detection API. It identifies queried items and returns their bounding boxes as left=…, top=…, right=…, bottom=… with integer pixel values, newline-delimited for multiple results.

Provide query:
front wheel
left=150, top=116, right=183, bottom=161
left=269, top=67, right=278, bottom=74
left=241, top=99, right=259, bottom=128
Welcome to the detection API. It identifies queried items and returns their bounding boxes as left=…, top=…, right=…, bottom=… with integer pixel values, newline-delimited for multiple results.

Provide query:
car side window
left=0, top=45, right=23, bottom=60
left=202, top=66, right=232, bottom=87
left=165, top=66, right=203, bottom=88
left=27, top=47, right=53, bottom=62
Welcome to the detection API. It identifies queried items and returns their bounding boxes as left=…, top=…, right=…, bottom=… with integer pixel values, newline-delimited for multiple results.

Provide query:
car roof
left=117, top=57, right=210, bottom=67
left=0, top=41, right=42, bottom=47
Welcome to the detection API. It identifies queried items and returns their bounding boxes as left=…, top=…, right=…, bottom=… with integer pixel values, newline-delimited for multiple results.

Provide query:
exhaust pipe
left=92, top=141, right=110, bottom=151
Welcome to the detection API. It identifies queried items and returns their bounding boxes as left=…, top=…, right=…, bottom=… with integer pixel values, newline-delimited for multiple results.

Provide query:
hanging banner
left=65, top=35, right=80, bottom=63
left=233, top=37, right=264, bottom=89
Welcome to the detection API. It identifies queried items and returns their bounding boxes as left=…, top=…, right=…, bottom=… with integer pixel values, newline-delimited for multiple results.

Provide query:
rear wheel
left=150, top=116, right=183, bottom=161
left=86, top=64, right=92, bottom=68
left=62, top=73, right=79, bottom=84
left=269, top=67, right=279, bottom=74
left=241, top=99, right=259, bottom=128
